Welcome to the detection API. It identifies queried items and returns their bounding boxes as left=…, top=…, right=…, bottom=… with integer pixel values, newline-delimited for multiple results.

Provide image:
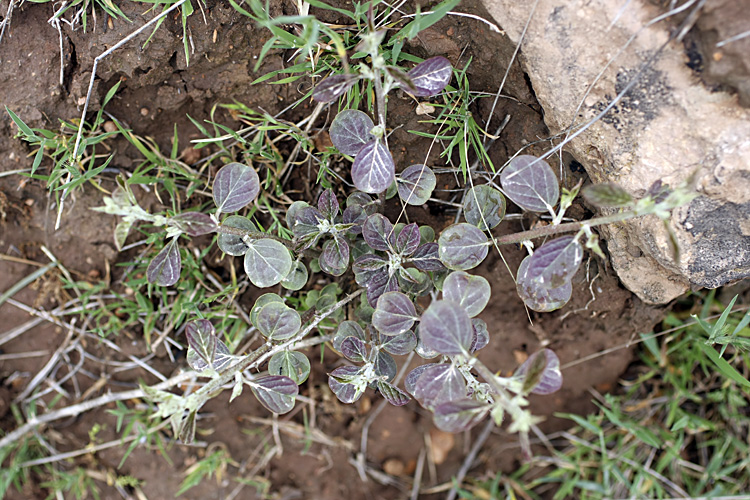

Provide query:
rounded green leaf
left=257, top=302, right=301, bottom=341
left=269, top=351, right=311, bottom=385
left=464, top=184, right=506, bottom=230
left=218, top=215, right=256, bottom=256
left=281, top=260, right=308, bottom=291
left=251, top=293, right=285, bottom=328
left=244, top=239, right=293, bottom=288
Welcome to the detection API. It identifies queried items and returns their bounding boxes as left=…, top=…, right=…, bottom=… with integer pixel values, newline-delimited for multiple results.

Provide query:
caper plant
left=94, top=7, right=694, bottom=457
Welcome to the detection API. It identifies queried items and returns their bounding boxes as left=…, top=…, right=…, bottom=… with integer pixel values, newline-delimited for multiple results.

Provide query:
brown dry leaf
left=313, top=131, right=333, bottom=152
left=429, top=428, right=455, bottom=465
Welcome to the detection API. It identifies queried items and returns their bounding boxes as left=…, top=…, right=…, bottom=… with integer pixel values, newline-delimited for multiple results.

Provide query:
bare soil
left=0, top=1, right=665, bottom=498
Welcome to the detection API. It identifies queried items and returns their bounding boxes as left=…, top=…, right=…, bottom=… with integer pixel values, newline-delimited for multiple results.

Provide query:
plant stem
left=195, top=289, right=363, bottom=398
left=493, top=209, right=642, bottom=246
left=216, top=224, right=293, bottom=249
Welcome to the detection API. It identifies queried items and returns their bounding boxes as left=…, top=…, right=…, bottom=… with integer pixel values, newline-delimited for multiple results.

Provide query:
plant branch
left=492, top=208, right=642, bottom=246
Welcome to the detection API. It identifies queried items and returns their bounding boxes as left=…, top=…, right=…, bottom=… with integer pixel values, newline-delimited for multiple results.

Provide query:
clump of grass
left=461, top=291, right=750, bottom=500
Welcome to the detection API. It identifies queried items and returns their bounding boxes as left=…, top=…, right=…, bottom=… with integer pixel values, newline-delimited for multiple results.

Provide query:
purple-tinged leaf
left=515, top=349, right=563, bottom=395
left=380, top=330, right=417, bottom=356
left=395, top=223, right=421, bottom=256
left=187, top=338, right=232, bottom=373
left=269, top=350, right=310, bottom=384
left=170, top=212, right=217, bottom=236
left=218, top=215, right=255, bottom=256
left=353, top=253, right=388, bottom=274
left=385, top=65, right=418, bottom=93
left=362, top=213, right=395, bottom=252
left=397, top=268, right=431, bottom=295
left=397, top=164, right=436, bottom=206
left=434, top=399, right=491, bottom=433
left=516, top=255, right=572, bottom=312
left=341, top=336, right=368, bottom=363
left=415, top=326, right=440, bottom=359
left=377, top=380, right=411, bottom=406
left=320, top=236, right=350, bottom=277
left=470, top=318, right=490, bottom=353
left=420, top=300, right=473, bottom=355
left=281, top=260, right=308, bottom=291
left=374, top=351, right=397, bottom=382
left=351, top=140, right=395, bottom=194
left=442, top=271, right=491, bottom=318
left=372, top=291, right=418, bottom=336
left=526, top=235, right=583, bottom=289
left=313, top=74, right=358, bottom=103
left=292, top=206, right=325, bottom=251
left=147, top=238, right=181, bottom=286
left=286, top=200, right=310, bottom=230
left=464, top=185, right=506, bottom=231
left=178, top=410, right=197, bottom=444
left=405, top=363, right=438, bottom=395
left=500, top=155, right=559, bottom=213
left=250, top=293, right=285, bottom=328
left=244, top=239, right=293, bottom=288
left=185, top=319, right=216, bottom=366
left=256, top=302, right=301, bottom=341
left=438, top=223, right=489, bottom=271
left=409, top=243, right=444, bottom=271
left=413, top=363, right=466, bottom=409
left=346, top=191, right=377, bottom=215
left=407, top=56, right=452, bottom=97
left=317, top=188, right=340, bottom=220
left=333, top=321, right=366, bottom=352
left=213, top=162, right=260, bottom=213
left=250, top=375, right=298, bottom=414
left=582, top=182, right=633, bottom=208
left=328, top=366, right=364, bottom=404
left=342, top=205, right=366, bottom=233
left=364, top=269, right=399, bottom=307
left=329, top=110, right=375, bottom=156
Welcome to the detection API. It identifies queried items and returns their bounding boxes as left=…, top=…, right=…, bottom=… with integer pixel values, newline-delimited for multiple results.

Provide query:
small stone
left=24, top=199, right=34, bottom=207
left=513, top=349, right=529, bottom=365
left=140, top=107, right=149, bottom=116
left=103, top=120, right=117, bottom=133
left=383, top=458, right=405, bottom=476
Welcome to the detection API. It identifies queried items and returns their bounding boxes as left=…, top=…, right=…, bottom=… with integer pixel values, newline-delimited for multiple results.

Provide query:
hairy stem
left=196, top=289, right=363, bottom=398
left=493, top=208, right=642, bottom=246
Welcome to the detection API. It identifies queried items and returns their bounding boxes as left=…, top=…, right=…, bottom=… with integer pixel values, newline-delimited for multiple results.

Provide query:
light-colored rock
left=480, top=0, right=750, bottom=303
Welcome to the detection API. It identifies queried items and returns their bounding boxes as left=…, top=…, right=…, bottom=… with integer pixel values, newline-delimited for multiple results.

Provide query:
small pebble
left=103, top=120, right=117, bottom=133
left=140, top=107, right=149, bottom=116
left=383, top=458, right=405, bottom=476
